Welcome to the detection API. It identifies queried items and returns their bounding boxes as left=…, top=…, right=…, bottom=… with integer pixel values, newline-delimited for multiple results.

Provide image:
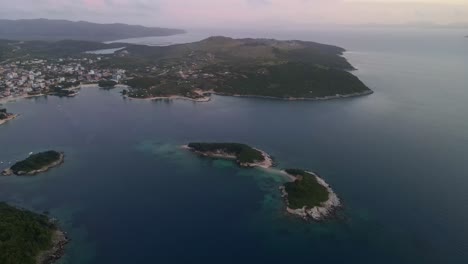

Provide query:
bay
left=1, top=27, right=468, bottom=263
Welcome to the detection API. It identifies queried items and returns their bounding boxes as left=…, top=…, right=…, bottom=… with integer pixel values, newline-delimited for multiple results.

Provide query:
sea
left=1, top=27, right=468, bottom=263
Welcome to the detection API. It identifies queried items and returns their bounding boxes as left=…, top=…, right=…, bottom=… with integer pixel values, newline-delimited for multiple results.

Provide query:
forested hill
left=0, top=36, right=372, bottom=99
left=0, top=19, right=185, bottom=42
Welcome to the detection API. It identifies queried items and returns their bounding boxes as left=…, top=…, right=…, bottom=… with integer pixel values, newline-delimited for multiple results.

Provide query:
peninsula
left=122, top=37, right=373, bottom=101
left=0, top=202, right=69, bottom=264
left=185, top=142, right=340, bottom=220
left=2, top=151, right=64, bottom=176
left=0, top=108, right=17, bottom=125
left=1, top=37, right=372, bottom=103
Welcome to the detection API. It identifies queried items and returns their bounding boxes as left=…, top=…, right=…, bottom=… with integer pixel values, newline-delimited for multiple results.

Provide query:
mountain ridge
left=0, top=19, right=185, bottom=42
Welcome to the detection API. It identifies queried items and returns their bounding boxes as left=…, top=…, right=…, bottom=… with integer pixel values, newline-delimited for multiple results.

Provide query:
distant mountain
left=353, top=22, right=468, bottom=29
left=0, top=19, right=185, bottom=42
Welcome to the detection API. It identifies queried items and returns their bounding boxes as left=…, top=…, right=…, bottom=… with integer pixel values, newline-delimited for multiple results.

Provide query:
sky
left=1, top=0, right=468, bottom=29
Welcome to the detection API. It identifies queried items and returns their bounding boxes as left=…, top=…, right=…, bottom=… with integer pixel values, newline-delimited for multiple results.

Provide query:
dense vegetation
left=188, top=143, right=265, bottom=164
left=1, top=36, right=371, bottom=99
left=10, top=151, right=62, bottom=174
left=98, top=80, right=117, bottom=88
left=217, top=62, right=369, bottom=98
left=59, top=81, right=80, bottom=89
left=121, top=37, right=371, bottom=99
left=284, top=169, right=329, bottom=209
left=0, top=202, right=54, bottom=264
left=0, top=108, right=10, bottom=120
left=125, top=77, right=206, bottom=99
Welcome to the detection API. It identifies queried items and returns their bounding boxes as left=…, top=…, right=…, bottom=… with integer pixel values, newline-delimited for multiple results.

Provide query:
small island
left=184, top=142, right=340, bottom=221
left=0, top=202, right=69, bottom=264
left=2, top=151, right=64, bottom=176
left=185, top=142, right=273, bottom=168
left=280, top=169, right=341, bottom=221
left=0, top=108, right=17, bottom=125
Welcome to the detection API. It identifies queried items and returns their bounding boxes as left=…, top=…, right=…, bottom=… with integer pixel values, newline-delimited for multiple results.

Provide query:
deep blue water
left=1, top=28, right=468, bottom=263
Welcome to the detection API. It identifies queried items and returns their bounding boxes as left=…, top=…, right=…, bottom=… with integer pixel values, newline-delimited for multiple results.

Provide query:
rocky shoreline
left=2, top=152, right=65, bottom=176
left=36, top=227, right=70, bottom=264
left=125, top=90, right=373, bottom=104
left=239, top=148, right=273, bottom=168
left=184, top=143, right=340, bottom=221
left=280, top=171, right=341, bottom=221
left=214, top=90, right=374, bottom=102
left=0, top=114, right=18, bottom=125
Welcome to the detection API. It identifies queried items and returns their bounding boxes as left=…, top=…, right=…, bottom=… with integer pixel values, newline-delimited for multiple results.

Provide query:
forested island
left=2, top=151, right=64, bottom=176
left=0, top=202, right=69, bottom=264
left=186, top=142, right=273, bottom=168
left=281, top=169, right=341, bottom=220
left=185, top=142, right=340, bottom=220
left=0, top=108, right=17, bottom=125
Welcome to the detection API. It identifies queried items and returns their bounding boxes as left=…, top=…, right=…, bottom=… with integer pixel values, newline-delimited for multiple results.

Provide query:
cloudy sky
left=1, top=0, right=468, bottom=28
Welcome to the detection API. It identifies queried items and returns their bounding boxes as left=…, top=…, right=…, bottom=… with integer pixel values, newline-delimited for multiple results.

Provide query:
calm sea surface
left=1, top=28, right=468, bottom=263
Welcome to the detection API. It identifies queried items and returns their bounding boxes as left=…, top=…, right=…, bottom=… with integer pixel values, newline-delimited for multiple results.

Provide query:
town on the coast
left=0, top=57, right=127, bottom=101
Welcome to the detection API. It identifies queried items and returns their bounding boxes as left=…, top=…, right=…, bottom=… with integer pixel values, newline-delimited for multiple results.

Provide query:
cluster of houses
left=0, top=58, right=126, bottom=99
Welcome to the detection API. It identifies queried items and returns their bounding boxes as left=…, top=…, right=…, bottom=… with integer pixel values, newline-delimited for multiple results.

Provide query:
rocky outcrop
left=0, top=113, right=18, bottom=125
left=36, top=227, right=70, bottom=264
left=280, top=172, right=342, bottom=221
left=1, top=168, right=13, bottom=176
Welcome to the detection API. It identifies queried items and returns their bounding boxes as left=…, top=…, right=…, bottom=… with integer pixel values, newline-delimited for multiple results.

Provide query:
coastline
left=79, top=83, right=99, bottom=88
left=126, top=95, right=212, bottom=102
left=0, top=114, right=18, bottom=125
left=2, top=152, right=65, bottom=176
left=125, top=89, right=372, bottom=104
left=183, top=144, right=339, bottom=221
left=280, top=171, right=341, bottom=221
left=182, top=145, right=273, bottom=169
left=0, top=93, right=48, bottom=105
left=240, top=148, right=273, bottom=169
left=214, top=89, right=374, bottom=101
left=36, top=227, right=70, bottom=264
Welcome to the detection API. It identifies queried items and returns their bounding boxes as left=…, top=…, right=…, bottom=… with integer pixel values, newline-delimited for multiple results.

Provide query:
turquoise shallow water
left=1, top=28, right=468, bottom=263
